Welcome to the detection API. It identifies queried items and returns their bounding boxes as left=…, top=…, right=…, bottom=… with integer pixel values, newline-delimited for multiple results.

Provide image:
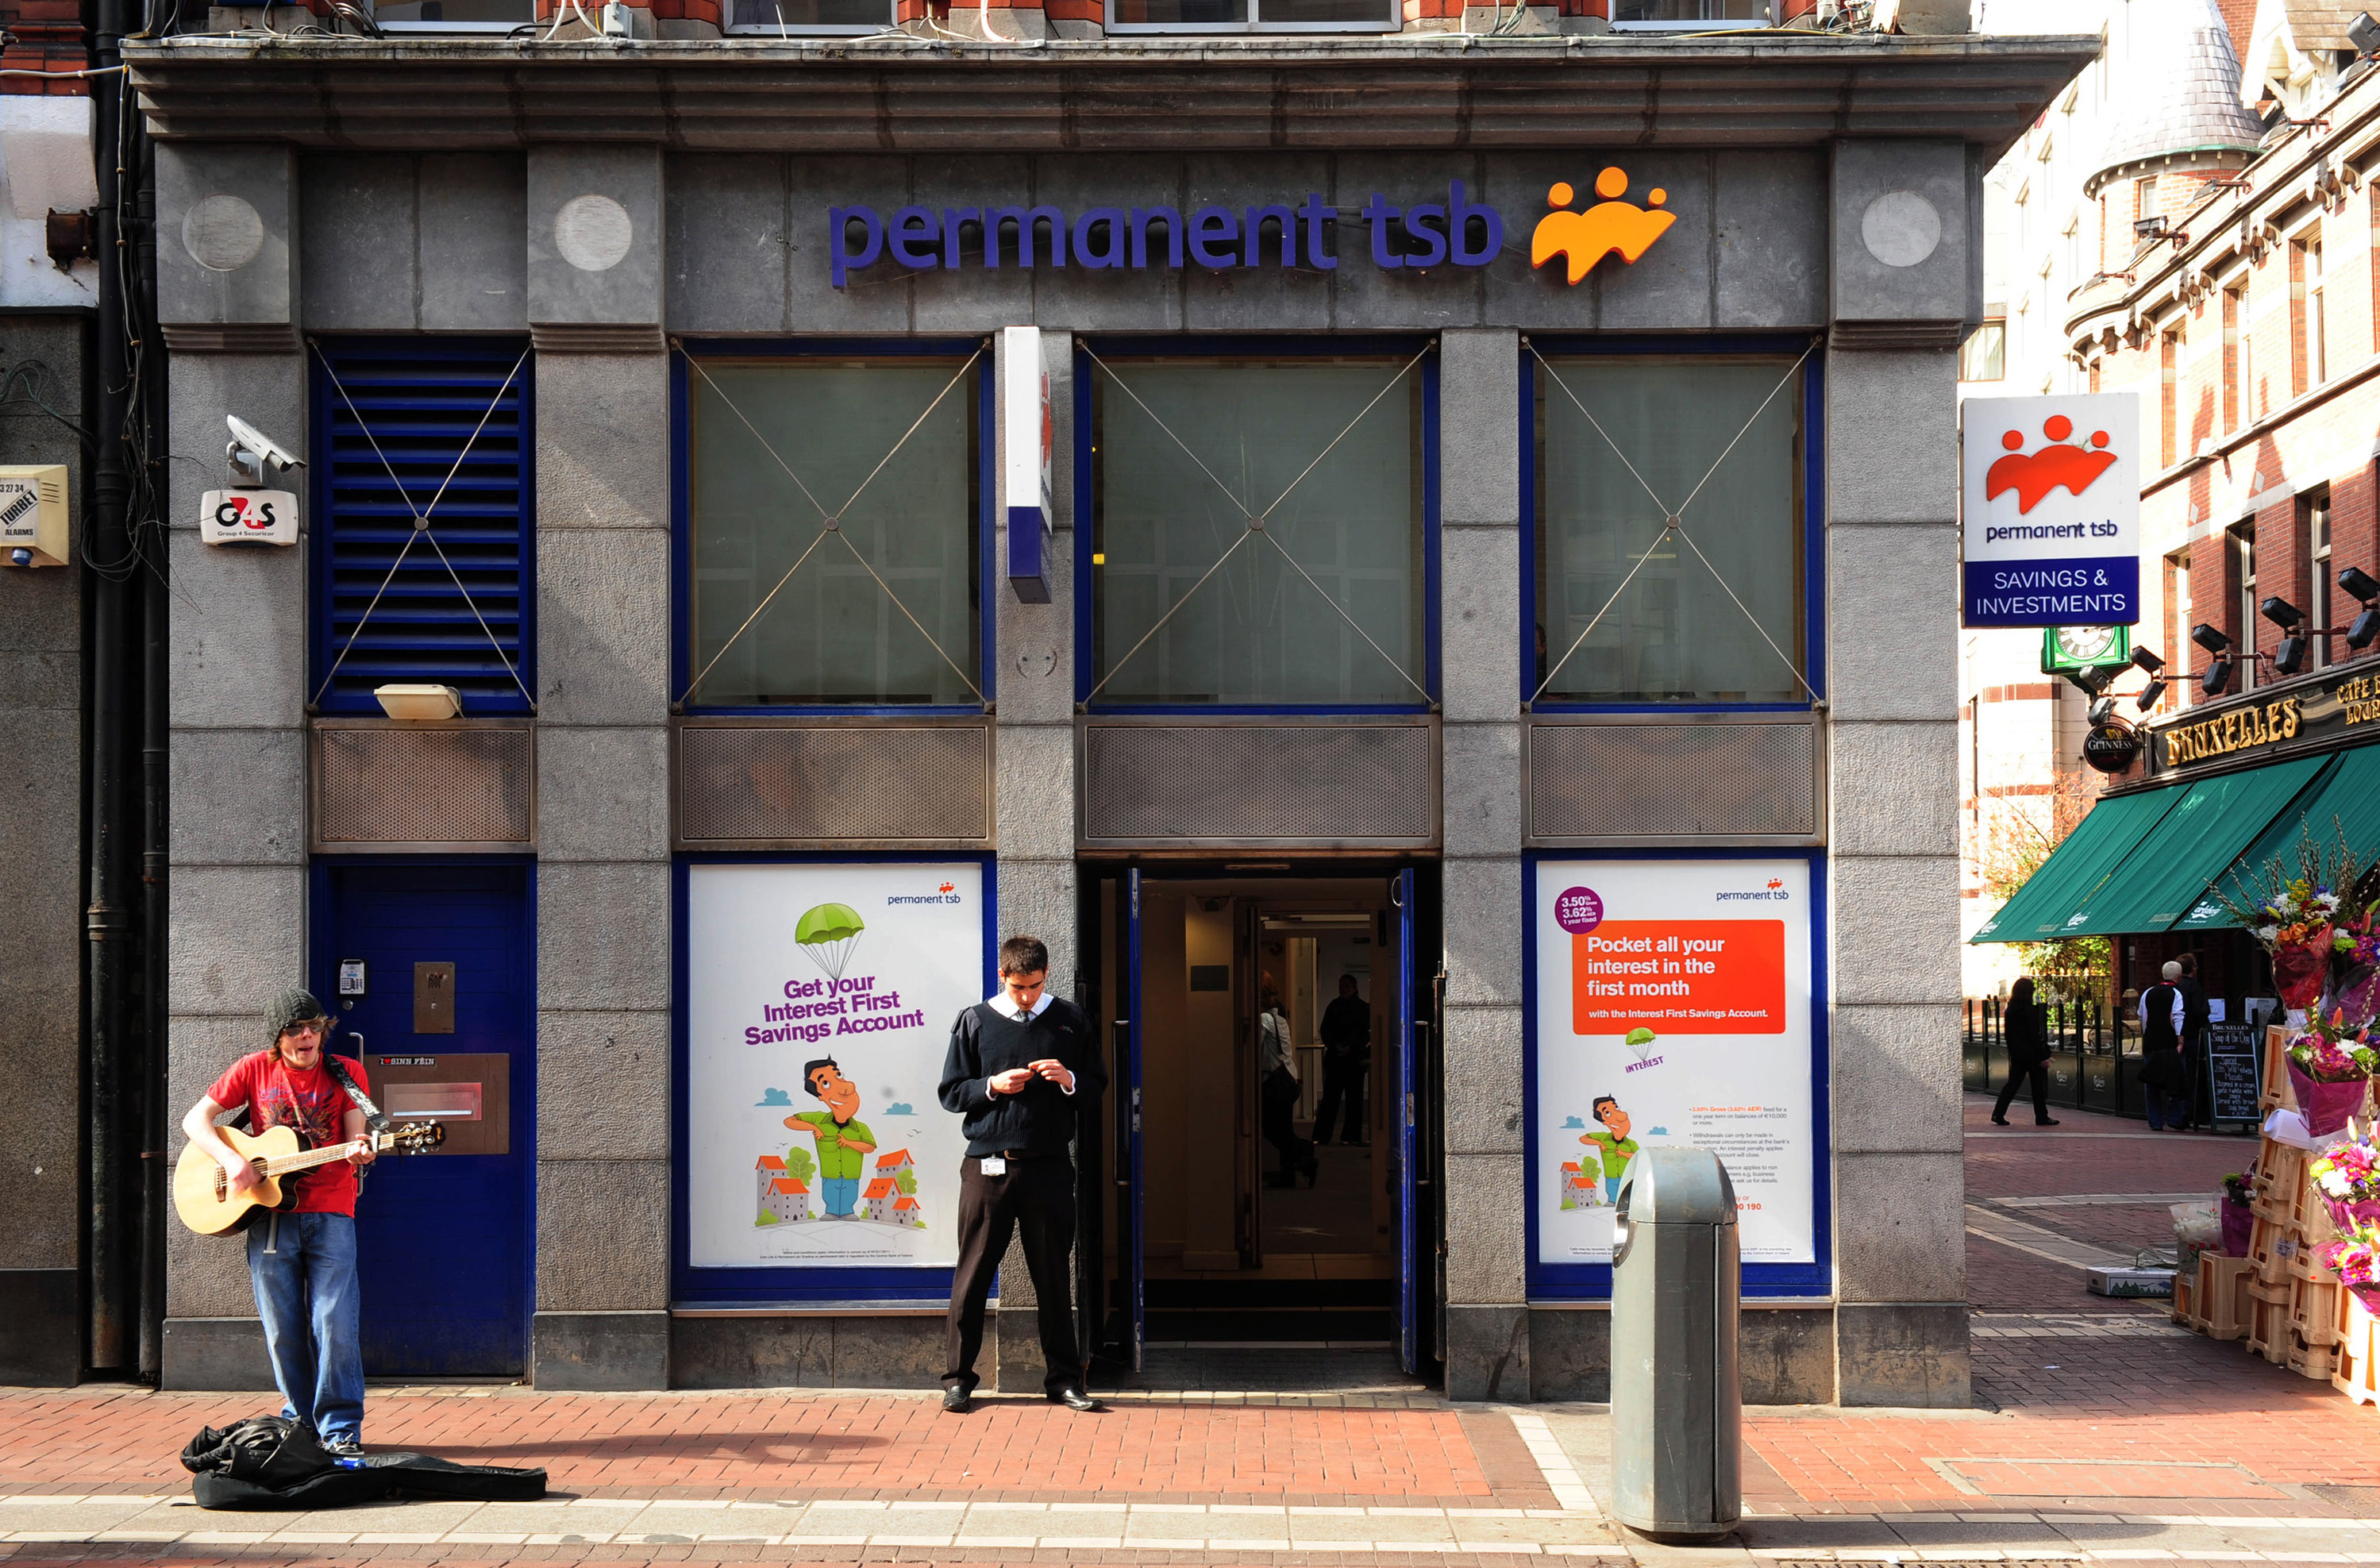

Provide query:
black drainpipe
left=137, top=103, right=169, bottom=1382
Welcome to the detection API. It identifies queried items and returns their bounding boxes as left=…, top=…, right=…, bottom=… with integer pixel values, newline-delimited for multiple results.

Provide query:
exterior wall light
left=2130, top=646, right=2166, bottom=711
left=2340, top=566, right=2380, bottom=649
left=373, top=684, right=462, bottom=721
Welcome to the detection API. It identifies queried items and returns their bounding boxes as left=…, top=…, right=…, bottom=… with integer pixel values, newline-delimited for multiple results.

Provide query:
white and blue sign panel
left=1960, top=392, right=2140, bottom=628
left=1000, top=326, right=1054, bottom=604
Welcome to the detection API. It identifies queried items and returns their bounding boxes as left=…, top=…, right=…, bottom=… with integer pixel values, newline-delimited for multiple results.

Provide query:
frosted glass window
left=1090, top=356, right=1426, bottom=707
left=688, top=358, right=980, bottom=706
left=1534, top=356, right=1805, bottom=705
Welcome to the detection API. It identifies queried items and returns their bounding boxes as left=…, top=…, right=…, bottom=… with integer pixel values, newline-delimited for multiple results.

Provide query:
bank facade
left=137, top=31, right=2091, bottom=1404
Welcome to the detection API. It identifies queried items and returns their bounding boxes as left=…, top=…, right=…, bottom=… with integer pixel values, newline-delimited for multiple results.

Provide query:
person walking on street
left=1314, top=975, right=1371, bottom=1146
left=2139, top=961, right=2190, bottom=1131
left=1989, top=977, right=2058, bottom=1127
left=938, top=936, right=1106, bottom=1414
left=179, top=988, right=375, bottom=1455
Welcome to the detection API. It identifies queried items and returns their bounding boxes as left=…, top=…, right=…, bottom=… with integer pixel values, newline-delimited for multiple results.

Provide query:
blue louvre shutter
left=311, top=339, right=534, bottom=715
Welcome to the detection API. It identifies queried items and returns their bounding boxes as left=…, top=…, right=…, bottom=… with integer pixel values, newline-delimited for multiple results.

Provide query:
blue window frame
left=1522, top=335, right=1824, bottom=715
left=309, top=337, right=535, bottom=715
left=1520, top=849, right=1835, bottom=1301
left=670, top=852, right=999, bottom=1307
left=670, top=339, right=996, bottom=716
left=1074, top=334, right=1440, bottom=714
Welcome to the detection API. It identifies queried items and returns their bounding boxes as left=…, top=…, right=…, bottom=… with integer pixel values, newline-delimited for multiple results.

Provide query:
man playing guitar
left=180, top=988, right=376, bottom=1456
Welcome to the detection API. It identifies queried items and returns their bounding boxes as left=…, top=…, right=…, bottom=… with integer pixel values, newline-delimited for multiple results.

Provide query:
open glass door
left=1393, top=867, right=1420, bottom=1373
left=1122, top=867, right=1146, bottom=1372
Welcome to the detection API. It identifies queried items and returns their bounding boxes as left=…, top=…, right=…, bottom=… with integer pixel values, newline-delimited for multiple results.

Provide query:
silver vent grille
left=1081, top=719, right=1438, bottom=849
left=676, top=720, right=992, bottom=849
left=1526, top=716, right=1821, bottom=845
left=311, top=721, right=536, bottom=852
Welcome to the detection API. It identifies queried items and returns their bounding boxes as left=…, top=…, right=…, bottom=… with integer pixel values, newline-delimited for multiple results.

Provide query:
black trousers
left=944, top=1155, right=1080, bottom=1396
left=1993, top=1058, right=2049, bottom=1122
left=1261, top=1066, right=1311, bottom=1177
left=1315, top=1054, right=1368, bottom=1144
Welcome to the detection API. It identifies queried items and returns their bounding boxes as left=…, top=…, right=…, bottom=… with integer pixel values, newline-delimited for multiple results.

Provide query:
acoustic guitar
left=174, top=1122, right=445, bottom=1235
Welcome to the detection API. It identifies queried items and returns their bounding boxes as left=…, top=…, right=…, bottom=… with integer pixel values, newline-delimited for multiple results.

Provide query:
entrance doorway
left=315, top=861, right=534, bottom=1379
left=1088, top=868, right=1438, bottom=1383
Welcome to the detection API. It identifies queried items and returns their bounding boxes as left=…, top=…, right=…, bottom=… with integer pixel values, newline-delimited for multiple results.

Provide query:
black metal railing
left=1963, top=977, right=2145, bottom=1114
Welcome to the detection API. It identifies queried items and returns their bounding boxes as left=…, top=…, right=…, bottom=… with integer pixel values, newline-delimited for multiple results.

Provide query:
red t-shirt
left=204, top=1050, right=369, bottom=1216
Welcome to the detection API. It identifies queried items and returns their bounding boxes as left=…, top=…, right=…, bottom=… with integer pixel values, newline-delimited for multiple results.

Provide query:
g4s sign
left=199, top=487, right=298, bottom=548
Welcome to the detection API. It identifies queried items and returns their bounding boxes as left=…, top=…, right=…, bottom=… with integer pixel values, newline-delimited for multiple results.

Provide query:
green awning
left=2058, top=754, right=2334, bottom=936
left=1969, top=783, right=2186, bottom=944
left=2174, top=743, right=2380, bottom=930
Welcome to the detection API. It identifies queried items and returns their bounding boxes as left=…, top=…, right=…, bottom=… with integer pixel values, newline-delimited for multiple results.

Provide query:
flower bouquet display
left=2310, top=1137, right=2380, bottom=1233
left=2219, top=831, right=2365, bottom=1023
left=2283, top=1014, right=2378, bottom=1137
left=2320, top=1219, right=2380, bottom=1314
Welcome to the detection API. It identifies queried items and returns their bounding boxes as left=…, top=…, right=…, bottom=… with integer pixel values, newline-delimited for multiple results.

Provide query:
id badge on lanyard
left=980, top=1157, right=1007, bottom=1176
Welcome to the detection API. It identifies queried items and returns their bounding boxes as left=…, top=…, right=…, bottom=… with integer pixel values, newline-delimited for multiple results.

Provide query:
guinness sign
left=2082, top=718, right=2142, bottom=774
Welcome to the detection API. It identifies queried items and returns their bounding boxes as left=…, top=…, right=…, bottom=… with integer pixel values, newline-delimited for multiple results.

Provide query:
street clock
left=2042, top=624, right=2131, bottom=674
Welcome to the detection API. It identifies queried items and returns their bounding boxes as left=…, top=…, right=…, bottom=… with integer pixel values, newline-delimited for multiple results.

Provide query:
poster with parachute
left=686, top=863, right=986, bottom=1269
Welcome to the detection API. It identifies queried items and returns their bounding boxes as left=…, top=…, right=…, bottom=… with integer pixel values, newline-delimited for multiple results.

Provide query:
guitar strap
left=326, top=1056, right=393, bottom=1137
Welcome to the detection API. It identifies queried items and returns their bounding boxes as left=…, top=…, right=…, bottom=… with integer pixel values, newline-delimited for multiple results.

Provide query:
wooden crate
left=2249, top=1215, right=2303, bottom=1285
left=2336, top=1289, right=2379, bottom=1408
left=2255, top=1143, right=2305, bottom=1223
left=2193, top=1255, right=2256, bottom=1342
left=2247, top=1281, right=2294, bottom=1363
left=2170, top=1263, right=2196, bottom=1326
left=2287, top=1332, right=2338, bottom=1381
left=2261, top=1025, right=2289, bottom=1114
left=2292, top=1277, right=2343, bottom=1348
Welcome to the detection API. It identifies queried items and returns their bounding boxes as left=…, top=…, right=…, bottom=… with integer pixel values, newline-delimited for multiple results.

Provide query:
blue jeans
left=247, top=1212, right=364, bottom=1444
left=1604, top=1177, right=1623, bottom=1203
left=822, top=1176, right=859, bottom=1216
left=2143, top=1090, right=2189, bottom=1131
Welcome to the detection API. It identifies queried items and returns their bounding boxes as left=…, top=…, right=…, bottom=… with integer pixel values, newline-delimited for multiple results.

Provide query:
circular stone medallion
left=1860, top=191, right=1943, bottom=269
left=554, top=194, right=634, bottom=272
left=182, top=194, right=265, bottom=273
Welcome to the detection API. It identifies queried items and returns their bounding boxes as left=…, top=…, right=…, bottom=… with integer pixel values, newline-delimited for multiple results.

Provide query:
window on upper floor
left=1107, top=0, right=1395, bottom=30
left=1960, top=318, right=2005, bottom=382
left=2309, top=490, right=2334, bottom=669
left=2231, top=521, right=2259, bottom=692
left=722, top=0, right=894, bottom=30
left=681, top=351, right=985, bottom=708
left=1529, top=349, right=1812, bottom=708
left=2301, top=228, right=2328, bottom=388
left=1609, top=0, right=1770, bottom=23
left=372, top=0, right=533, bottom=25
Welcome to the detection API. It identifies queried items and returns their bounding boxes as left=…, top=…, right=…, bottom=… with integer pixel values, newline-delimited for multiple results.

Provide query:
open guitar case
left=181, top=1416, right=547, bottom=1510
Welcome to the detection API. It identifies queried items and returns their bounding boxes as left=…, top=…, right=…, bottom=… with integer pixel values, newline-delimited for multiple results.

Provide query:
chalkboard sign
left=2207, top=1036, right=2263, bottom=1124
left=2209, top=1023, right=2259, bottom=1055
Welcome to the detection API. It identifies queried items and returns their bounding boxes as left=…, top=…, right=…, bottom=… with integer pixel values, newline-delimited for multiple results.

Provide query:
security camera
left=226, top=415, right=305, bottom=485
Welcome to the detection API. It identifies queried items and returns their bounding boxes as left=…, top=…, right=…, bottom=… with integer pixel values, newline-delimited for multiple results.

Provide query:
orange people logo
left=1985, top=414, right=2119, bottom=514
left=1531, top=168, right=1675, bottom=284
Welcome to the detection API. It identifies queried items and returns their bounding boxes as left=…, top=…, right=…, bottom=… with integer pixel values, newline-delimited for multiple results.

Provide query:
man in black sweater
left=937, top=934, right=1107, bottom=1413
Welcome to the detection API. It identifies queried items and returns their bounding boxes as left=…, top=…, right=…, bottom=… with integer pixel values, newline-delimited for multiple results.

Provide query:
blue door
left=319, top=862, right=533, bottom=1378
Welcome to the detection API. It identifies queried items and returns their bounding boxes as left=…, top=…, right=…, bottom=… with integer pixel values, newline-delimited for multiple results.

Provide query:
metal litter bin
left=1608, top=1146, right=1741, bottom=1539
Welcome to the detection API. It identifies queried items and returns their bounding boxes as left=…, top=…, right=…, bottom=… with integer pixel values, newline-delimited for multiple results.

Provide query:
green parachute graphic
left=795, top=902, right=866, bottom=988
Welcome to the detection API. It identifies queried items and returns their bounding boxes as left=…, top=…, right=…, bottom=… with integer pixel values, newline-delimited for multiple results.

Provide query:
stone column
left=153, top=142, right=311, bottom=1389
left=526, top=144, right=675, bottom=1389
left=1438, top=327, right=1529, bottom=1400
left=1825, top=141, right=1971, bottom=1408
left=990, top=326, right=1078, bottom=1391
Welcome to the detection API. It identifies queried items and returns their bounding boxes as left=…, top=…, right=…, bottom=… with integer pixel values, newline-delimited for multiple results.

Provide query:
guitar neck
left=256, top=1132, right=383, bottom=1177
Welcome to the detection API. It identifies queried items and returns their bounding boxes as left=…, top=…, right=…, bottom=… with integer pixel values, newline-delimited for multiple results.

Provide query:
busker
left=181, top=988, right=375, bottom=1455
left=937, top=935, right=1106, bottom=1414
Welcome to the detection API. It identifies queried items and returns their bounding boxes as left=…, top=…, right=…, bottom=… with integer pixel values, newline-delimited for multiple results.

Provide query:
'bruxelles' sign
left=2143, top=664, right=2380, bottom=776
left=826, top=169, right=1681, bottom=288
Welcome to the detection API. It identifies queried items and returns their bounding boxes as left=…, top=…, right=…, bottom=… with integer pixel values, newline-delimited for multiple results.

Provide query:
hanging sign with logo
left=1960, top=393, right=2139, bottom=629
left=2081, top=717, right=2142, bottom=774
left=1531, top=858, right=1817, bottom=1269
left=199, top=487, right=299, bottom=547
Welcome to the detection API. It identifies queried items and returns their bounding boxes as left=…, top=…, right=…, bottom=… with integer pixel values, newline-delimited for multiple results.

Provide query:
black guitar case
left=180, top=1416, right=547, bottom=1511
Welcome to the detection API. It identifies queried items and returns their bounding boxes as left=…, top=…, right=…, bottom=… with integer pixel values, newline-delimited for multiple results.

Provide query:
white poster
left=1959, top=391, right=2140, bottom=629
left=1533, top=859, right=1816, bottom=1266
left=687, top=862, right=985, bottom=1269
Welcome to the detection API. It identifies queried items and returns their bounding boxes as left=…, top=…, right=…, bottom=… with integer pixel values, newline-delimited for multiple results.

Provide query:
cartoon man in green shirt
left=1581, top=1095, right=1637, bottom=1205
left=786, top=1057, right=876, bottom=1219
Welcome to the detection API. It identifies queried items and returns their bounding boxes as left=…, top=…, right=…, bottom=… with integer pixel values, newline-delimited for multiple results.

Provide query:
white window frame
left=373, top=6, right=537, bottom=30
left=1103, top=0, right=1397, bottom=33
left=1607, top=0, right=1777, bottom=30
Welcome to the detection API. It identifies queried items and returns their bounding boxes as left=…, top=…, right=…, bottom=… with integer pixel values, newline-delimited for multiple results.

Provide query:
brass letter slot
left=414, top=961, right=456, bottom=1034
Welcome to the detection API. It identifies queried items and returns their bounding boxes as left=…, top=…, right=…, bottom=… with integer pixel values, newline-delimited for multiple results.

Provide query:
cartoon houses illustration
left=892, top=1195, right=924, bottom=1229
left=874, top=1149, right=915, bottom=1177
left=863, top=1177, right=899, bottom=1222
left=761, top=1177, right=812, bottom=1223
left=755, top=1154, right=787, bottom=1212
left=1560, top=1161, right=1596, bottom=1210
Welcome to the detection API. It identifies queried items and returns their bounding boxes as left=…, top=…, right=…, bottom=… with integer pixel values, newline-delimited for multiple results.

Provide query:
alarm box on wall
left=0, top=464, right=69, bottom=568
left=199, top=487, right=298, bottom=547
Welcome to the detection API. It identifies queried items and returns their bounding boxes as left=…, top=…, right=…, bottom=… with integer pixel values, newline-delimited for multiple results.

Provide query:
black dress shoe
left=942, top=1384, right=972, bottom=1413
left=2035, top=1118, right=2059, bottom=1127
left=1049, top=1386, right=1100, bottom=1412
left=1990, top=1115, right=2009, bottom=1126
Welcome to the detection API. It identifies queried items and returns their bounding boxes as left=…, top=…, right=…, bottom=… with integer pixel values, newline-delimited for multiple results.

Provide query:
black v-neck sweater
left=938, top=998, right=1106, bottom=1158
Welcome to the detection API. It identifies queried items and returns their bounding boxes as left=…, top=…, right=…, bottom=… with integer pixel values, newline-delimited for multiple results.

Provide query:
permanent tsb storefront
left=139, top=34, right=2093, bottom=1406
left=1973, top=661, right=2380, bottom=1109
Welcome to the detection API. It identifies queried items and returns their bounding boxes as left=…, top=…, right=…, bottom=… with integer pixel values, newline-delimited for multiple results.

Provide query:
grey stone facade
left=140, top=36, right=2091, bottom=1401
